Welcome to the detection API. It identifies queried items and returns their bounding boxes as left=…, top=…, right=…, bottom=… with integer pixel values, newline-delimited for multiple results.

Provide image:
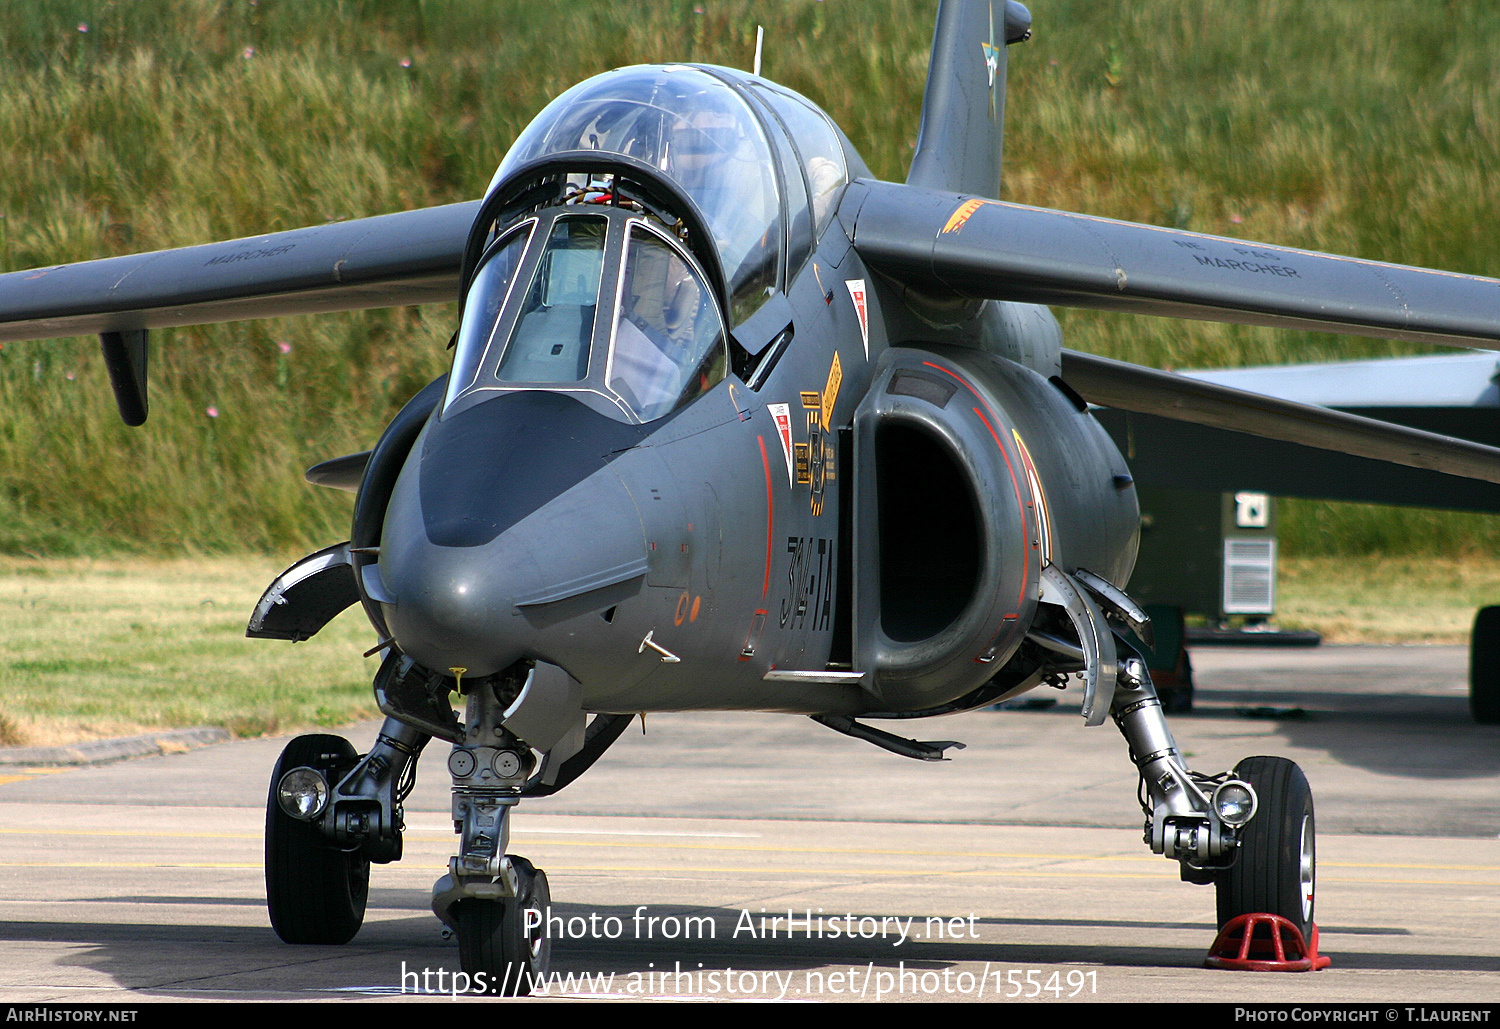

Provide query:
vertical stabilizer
left=907, top=0, right=1031, bottom=200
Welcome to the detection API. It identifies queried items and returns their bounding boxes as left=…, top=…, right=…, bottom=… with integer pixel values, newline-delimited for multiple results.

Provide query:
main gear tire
left=1470, top=606, right=1500, bottom=724
left=265, top=733, right=369, bottom=945
left=1215, top=755, right=1315, bottom=939
left=455, top=857, right=551, bottom=996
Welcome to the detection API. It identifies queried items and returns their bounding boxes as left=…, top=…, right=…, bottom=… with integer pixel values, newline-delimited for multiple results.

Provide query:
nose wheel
left=265, top=734, right=369, bottom=944
left=454, top=856, right=551, bottom=995
left=1215, top=756, right=1316, bottom=940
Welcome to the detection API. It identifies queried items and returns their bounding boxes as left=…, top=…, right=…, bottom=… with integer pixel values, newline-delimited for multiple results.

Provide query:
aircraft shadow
left=8, top=899, right=1484, bottom=998
left=1187, top=691, right=1500, bottom=780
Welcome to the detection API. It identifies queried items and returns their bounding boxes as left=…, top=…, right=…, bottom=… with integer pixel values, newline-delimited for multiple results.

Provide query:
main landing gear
left=1215, top=756, right=1315, bottom=939
left=1106, top=636, right=1316, bottom=952
left=1470, top=605, right=1500, bottom=724
left=1021, top=566, right=1316, bottom=926
left=265, top=734, right=369, bottom=944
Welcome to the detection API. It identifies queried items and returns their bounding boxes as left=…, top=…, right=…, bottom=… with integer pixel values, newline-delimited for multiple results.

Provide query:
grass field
left=0, top=0, right=1495, bottom=556
left=1277, top=557, right=1500, bottom=645
left=0, top=554, right=1491, bottom=746
left=0, top=556, right=378, bottom=746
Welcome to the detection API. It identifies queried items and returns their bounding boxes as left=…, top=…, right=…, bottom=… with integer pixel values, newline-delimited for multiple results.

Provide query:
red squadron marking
left=767, top=403, right=795, bottom=488
left=758, top=435, right=774, bottom=599
left=845, top=279, right=869, bottom=358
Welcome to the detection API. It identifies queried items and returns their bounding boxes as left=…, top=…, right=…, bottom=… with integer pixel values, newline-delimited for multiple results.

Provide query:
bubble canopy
left=492, top=66, right=782, bottom=326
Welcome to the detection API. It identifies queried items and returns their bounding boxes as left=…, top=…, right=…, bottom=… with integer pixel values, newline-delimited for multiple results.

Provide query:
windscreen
left=495, top=216, right=607, bottom=384
left=446, top=224, right=532, bottom=408
left=608, top=225, right=727, bottom=422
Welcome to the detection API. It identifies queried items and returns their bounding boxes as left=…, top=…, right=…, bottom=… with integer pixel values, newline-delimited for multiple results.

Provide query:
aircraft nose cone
left=378, top=536, right=532, bottom=677
left=373, top=392, right=650, bottom=679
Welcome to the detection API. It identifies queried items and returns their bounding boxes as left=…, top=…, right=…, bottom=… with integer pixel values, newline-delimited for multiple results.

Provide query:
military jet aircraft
left=5, top=0, right=1500, bottom=994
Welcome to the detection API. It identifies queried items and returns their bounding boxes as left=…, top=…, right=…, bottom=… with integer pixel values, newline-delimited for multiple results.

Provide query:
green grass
left=1278, top=556, right=1500, bottom=644
left=0, top=555, right=380, bottom=744
left=0, top=0, right=1495, bottom=554
left=0, top=552, right=1485, bottom=745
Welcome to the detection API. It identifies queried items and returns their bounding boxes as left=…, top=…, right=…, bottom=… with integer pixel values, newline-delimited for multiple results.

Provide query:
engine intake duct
left=852, top=345, right=1140, bottom=714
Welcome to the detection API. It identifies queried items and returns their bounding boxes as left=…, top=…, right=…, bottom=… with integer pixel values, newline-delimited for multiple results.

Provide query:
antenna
left=753, top=25, right=763, bottom=77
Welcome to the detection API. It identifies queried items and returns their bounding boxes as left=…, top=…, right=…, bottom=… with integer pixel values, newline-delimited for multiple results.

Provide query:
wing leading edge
left=852, top=181, right=1500, bottom=350
left=0, top=201, right=478, bottom=345
left=1061, top=349, right=1500, bottom=486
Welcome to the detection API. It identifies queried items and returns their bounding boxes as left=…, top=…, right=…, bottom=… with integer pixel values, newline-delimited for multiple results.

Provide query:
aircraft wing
left=853, top=179, right=1500, bottom=486
left=1060, top=349, right=1500, bottom=485
left=1182, top=350, right=1500, bottom=409
left=1089, top=350, right=1500, bottom=510
left=0, top=201, right=478, bottom=344
left=852, top=181, right=1500, bottom=350
left=1090, top=408, right=1500, bottom=513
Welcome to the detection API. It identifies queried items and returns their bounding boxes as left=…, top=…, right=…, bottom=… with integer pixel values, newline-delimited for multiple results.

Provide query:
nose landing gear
left=452, top=857, right=552, bottom=995
left=431, top=667, right=555, bottom=996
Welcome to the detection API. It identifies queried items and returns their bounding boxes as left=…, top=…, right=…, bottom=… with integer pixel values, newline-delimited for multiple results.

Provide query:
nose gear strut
left=431, top=665, right=551, bottom=995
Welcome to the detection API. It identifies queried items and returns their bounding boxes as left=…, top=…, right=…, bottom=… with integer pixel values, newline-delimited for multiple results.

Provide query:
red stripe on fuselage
left=758, top=434, right=773, bottom=599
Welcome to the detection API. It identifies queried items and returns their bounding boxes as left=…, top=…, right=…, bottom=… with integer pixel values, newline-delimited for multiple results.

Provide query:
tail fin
left=907, top=0, right=1032, bottom=200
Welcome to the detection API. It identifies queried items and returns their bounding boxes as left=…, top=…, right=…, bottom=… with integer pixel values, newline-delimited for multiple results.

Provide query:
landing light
left=276, top=766, right=330, bottom=821
left=1212, top=780, right=1257, bottom=828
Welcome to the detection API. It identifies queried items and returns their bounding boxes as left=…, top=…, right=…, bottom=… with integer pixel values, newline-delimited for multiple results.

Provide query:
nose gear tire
left=1215, top=756, right=1315, bottom=939
left=455, top=857, right=551, bottom=996
left=265, top=733, right=370, bottom=945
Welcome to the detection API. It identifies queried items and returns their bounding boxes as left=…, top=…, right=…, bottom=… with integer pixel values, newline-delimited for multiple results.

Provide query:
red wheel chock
left=1204, top=914, right=1331, bottom=971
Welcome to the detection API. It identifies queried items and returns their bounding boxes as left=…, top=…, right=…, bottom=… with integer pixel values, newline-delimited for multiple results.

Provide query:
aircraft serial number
left=782, top=535, right=834, bottom=632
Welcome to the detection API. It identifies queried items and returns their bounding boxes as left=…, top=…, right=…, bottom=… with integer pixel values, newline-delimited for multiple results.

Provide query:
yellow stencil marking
left=0, top=768, right=70, bottom=786
left=821, top=352, right=843, bottom=432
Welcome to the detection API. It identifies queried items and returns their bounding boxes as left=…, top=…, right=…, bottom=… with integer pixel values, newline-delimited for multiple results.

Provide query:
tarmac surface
left=0, top=644, right=1496, bottom=1003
